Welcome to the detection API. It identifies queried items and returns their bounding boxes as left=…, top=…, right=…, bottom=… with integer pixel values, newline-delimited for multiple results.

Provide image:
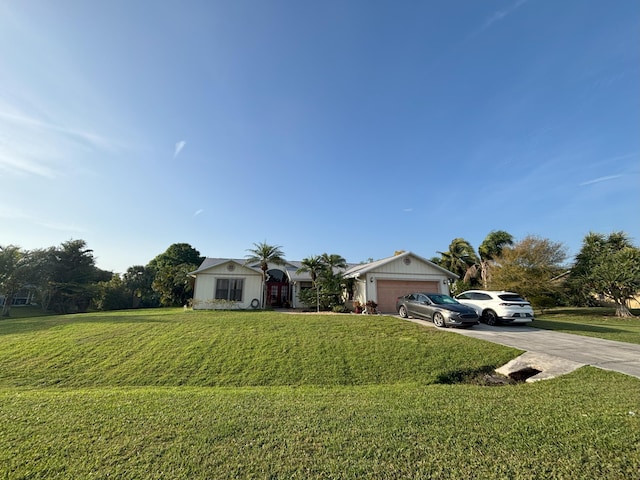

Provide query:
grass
left=0, top=305, right=55, bottom=319
left=535, top=307, right=640, bottom=344
left=1, top=309, right=639, bottom=479
left=0, top=309, right=517, bottom=388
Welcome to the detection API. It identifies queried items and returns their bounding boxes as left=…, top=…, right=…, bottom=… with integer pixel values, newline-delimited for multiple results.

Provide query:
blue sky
left=1, top=0, right=639, bottom=273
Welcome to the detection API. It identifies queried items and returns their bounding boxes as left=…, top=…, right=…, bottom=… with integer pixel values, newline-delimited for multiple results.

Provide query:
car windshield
left=498, top=294, right=526, bottom=302
left=426, top=294, right=458, bottom=305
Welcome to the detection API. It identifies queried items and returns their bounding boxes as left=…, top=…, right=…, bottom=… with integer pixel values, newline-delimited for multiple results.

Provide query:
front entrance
left=266, top=269, right=291, bottom=307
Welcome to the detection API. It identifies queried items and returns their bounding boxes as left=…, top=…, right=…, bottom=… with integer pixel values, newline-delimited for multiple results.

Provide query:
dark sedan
left=396, top=292, right=479, bottom=328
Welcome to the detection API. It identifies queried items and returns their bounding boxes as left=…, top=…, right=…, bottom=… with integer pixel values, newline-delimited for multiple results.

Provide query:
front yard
left=0, top=309, right=638, bottom=478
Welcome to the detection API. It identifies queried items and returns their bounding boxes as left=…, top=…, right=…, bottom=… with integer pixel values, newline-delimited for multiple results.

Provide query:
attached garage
left=376, top=280, right=440, bottom=314
left=344, top=251, right=458, bottom=314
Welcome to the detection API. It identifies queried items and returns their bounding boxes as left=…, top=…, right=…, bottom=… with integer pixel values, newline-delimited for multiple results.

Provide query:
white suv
left=455, top=290, right=535, bottom=325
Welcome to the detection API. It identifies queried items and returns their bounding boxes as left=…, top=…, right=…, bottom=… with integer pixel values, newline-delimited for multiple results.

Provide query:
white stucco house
left=189, top=251, right=458, bottom=314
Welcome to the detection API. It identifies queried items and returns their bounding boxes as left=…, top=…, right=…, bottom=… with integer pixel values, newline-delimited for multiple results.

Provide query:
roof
left=343, top=251, right=458, bottom=279
left=189, top=258, right=255, bottom=275
left=189, top=258, right=327, bottom=282
left=190, top=251, right=457, bottom=280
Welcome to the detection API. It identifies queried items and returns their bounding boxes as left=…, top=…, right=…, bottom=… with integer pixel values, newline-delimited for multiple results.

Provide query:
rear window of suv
left=497, top=294, right=526, bottom=302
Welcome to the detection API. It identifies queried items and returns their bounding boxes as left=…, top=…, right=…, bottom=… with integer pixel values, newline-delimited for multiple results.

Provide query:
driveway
left=404, top=319, right=640, bottom=381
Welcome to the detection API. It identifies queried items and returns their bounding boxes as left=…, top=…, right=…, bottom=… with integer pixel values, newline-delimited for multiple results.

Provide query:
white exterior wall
left=192, top=265, right=263, bottom=310
left=291, top=281, right=314, bottom=309
left=353, top=279, right=367, bottom=307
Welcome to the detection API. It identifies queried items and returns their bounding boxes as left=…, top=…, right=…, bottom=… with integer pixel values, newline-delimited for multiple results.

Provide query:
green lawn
left=535, top=307, right=640, bottom=344
left=1, top=309, right=638, bottom=479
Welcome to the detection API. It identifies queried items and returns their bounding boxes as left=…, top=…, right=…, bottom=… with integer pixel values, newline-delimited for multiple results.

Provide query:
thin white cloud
left=174, top=140, right=186, bottom=158
left=0, top=153, right=58, bottom=178
left=0, top=110, right=115, bottom=151
left=0, top=204, right=85, bottom=233
left=483, top=0, right=529, bottom=30
left=601, top=152, right=637, bottom=163
left=0, top=107, right=121, bottom=178
left=193, top=209, right=204, bottom=216
left=403, top=208, right=413, bottom=212
left=579, top=175, right=623, bottom=186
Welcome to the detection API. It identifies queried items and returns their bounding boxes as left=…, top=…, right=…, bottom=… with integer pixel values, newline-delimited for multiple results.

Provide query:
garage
left=376, top=280, right=440, bottom=314
left=344, top=251, right=457, bottom=315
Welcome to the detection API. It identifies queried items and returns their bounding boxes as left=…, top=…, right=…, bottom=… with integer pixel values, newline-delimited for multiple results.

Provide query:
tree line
left=1, top=231, right=639, bottom=317
left=430, top=230, right=639, bottom=317
left=0, top=240, right=203, bottom=317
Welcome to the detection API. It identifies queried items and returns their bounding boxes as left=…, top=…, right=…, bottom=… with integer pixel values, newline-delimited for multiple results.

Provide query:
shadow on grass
left=533, top=319, right=624, bottom=334
left=0, top=311, right=172, bottom=336
left=539, top=307, right=640, bottom=317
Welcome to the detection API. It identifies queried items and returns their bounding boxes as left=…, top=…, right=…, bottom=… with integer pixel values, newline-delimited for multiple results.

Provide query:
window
left=498, top=294, right=526, bottom=302
left=215, top=278, right=244, bottom=301
left=470, top=293, right=491, bottom=300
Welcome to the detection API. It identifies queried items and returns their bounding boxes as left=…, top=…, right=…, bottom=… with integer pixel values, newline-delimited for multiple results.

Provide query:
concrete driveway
left=404, top=319, right=640, bottom=381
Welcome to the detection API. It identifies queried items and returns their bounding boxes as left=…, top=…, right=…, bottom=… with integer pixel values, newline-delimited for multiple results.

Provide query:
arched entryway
left=266, top=269, right=291, bottom=307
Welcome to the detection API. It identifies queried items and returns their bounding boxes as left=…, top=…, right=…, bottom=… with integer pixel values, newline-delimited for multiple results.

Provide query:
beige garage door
left=376, top=280, right=440, bottom=314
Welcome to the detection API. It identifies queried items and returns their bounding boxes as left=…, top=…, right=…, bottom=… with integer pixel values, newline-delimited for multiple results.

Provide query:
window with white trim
left=215, top=278, right=244, bottom=301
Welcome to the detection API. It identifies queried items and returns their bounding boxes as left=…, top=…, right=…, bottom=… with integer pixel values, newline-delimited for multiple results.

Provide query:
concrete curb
left=495, top=351, right=585, bottom=382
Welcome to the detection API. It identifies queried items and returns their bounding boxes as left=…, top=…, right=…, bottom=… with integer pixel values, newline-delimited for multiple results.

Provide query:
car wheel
left=398, top=305, right=408, bottom=318
left=485, top=310, right=498, bottom=326
left=433, top=312, right=446, bottom=328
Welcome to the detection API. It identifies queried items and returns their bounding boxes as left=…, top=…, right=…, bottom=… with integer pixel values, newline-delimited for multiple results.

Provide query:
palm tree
left=297, top=256, right=324, bottom=312
left=320, top=253, right=349, bottom=310
left=478, top=230, right=514, bottom=289
left=244, top=242, right=286, bottom=308
left=437, top=238, right=479, bottom=280
left=319, top=253, right=347, bottom=272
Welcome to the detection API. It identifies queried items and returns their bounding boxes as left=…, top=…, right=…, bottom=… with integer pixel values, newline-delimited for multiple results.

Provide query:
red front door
left=267, top=283, right=289, bottom=307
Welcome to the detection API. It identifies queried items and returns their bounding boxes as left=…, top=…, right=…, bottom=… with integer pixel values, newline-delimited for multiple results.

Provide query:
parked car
left=396, top=293, right=479, bottom=328
left=455, top=290, right=535, bottom=325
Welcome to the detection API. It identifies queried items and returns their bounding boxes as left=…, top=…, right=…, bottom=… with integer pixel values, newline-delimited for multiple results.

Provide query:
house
left=0, top=288, right=36, bottom=306
left=189, top=258, right=315, bottom=310
left=189, top=251, right=458, bottom=313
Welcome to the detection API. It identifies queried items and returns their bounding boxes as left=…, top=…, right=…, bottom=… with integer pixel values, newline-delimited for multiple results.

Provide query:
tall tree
left=477, top=230, right=514, bottom=289
left=148, top=243, right=203, bottom=271
left=0, top=245, right=32, bottom=317
left=93, top=274, right=131, bottom=311
left=297, top=256, right=324, bottom=312
left=319, top=253, right=347, bottom=272
left=152, top=263, right=198, bottom=307
left=490, top=235, right=567, bottom=307
left=318, top=253, right=348, bottom=309
left=148, top=243, right=203, bottom=307
left=296, top=253, right=349, bottom=312
left=123, top=265, right=158, bottom=308
left=48, top=239, right=109, bottom=313
left=437, top=238, right=479, bottom=284
left=244, top=242, right=286, bottom=308
left=28, top=247, right=58, bottom=312
left=569, top=231, right=640, bottom=317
